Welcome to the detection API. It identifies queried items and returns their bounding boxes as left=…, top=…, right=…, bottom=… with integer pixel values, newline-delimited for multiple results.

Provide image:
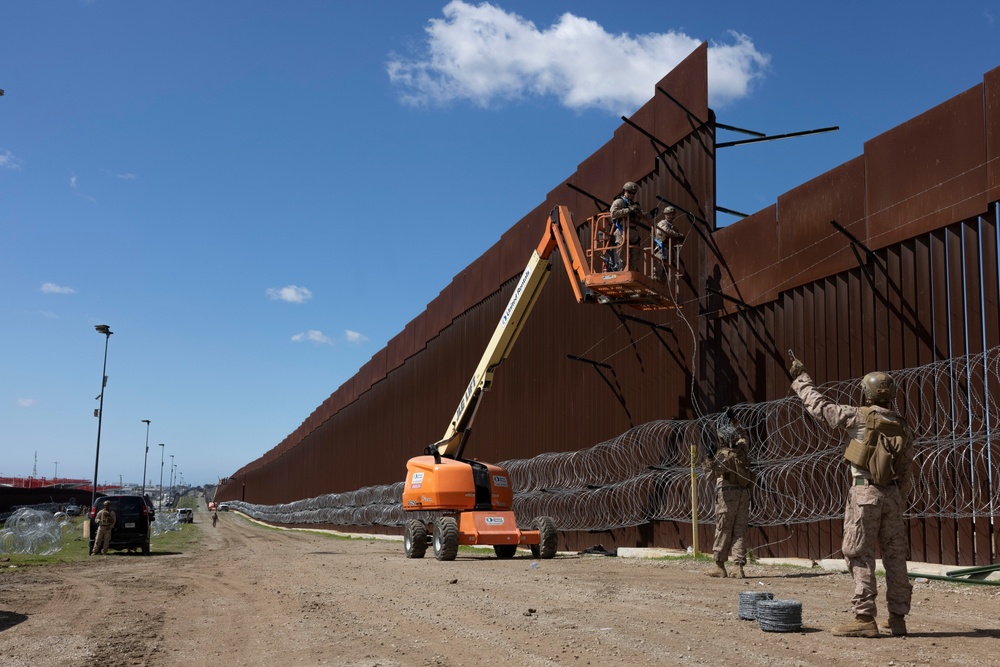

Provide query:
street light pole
left=141, top=420, right=151, bottom=497
left=91, top=324, right=113, bottom=510
left=54, top=461, right=58, bottom=480
left=169, top=455, right=175, bottom=504
left=158, top=443, right=165, bottom=509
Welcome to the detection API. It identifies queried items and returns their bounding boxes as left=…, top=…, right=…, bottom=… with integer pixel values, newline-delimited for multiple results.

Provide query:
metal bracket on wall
left=619, top=313, right=673, bottom=349
left=619, top=115, right=691, bottom=186
left=566, top=354, right=632, bottom=423
left=714, top=122, right=765, bottom=138
left=716, top=125, right=840, bottom=149
left=566, top=354, right=612, bottom=371
left=829, top=219, right=885, bottom=293
left=620, top=115, right=673, bottom=157
left=706, top=286, right=758, bottom=317
left=716, top=205, right=749, bottom=220
left=620, top=314, right=672, bottom=332
left=654, top=85, right=715, bottom=156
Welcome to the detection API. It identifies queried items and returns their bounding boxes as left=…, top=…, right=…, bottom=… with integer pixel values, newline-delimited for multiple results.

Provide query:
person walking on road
left=789, top=355, right=913, bottom=638
left=212, top=511, right=218, bottom=528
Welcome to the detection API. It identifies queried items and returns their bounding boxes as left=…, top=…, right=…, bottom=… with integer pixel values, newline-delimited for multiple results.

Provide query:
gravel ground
left=2, top=507, right=999, bottom=667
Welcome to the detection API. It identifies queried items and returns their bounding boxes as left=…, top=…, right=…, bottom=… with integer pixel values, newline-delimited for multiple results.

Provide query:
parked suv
left=177, top=508, right=194, bottom=523
left=89, top=494, right=155, bottom=555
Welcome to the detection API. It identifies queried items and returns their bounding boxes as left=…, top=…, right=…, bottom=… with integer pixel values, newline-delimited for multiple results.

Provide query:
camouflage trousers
left=712, top=486, right=750, bottom=565
left=842, top=481, right=912, bottom=617
left=93, top=526, right=113, bottom=554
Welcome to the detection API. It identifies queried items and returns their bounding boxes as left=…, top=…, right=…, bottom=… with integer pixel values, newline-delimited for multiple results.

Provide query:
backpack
left=843, top=407, right=908, bottom=485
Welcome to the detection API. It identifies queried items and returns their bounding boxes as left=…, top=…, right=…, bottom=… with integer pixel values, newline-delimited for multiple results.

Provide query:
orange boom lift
left=401, top=205, right=680, bottom=560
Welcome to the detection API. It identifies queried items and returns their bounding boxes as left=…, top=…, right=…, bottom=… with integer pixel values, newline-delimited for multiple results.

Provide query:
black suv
left=89, top=494, right=155, bottom=555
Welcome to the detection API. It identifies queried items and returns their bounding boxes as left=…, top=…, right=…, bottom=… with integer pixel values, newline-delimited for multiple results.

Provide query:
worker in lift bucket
left=652, top=206, right=683, bottom=281
left=608, top=181, right=646, bottom=272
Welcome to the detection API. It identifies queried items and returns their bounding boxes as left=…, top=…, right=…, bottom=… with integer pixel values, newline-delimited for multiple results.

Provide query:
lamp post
left=169, top=455, right=175, bottom=504
left=158, top=443, right=165, bottom=509
left=91, top=324, right=113, bottom=510
left=54, top=461, right=58, bottom=480
left=140, top=420, right=151, bottom=497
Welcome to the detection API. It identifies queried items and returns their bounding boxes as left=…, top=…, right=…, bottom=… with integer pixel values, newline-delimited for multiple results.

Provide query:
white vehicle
left=176, top=508, right=194, bottom=523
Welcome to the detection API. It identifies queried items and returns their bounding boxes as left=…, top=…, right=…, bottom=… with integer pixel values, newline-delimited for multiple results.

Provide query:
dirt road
left=2, top=508, right=999, bottom=666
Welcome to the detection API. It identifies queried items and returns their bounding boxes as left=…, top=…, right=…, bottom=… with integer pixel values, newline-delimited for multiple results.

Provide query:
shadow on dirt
left=0, top=610, right=28, bottom=632
left=907, top=629, right=1000, bottom=639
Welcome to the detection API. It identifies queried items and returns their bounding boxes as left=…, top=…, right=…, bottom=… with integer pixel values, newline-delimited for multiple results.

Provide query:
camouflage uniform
left=706, top=439, right=754, bottom=577
left=652, top=208, right=683, bottom=281
left=792, top=372, right=913, bottom=624
left=92, top=503, right=117, bottom=555
left=609, top=192, right=643, bottom=272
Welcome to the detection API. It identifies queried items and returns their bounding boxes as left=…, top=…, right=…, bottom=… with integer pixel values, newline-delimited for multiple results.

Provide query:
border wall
left=217, top=45, right=1000, bottom=566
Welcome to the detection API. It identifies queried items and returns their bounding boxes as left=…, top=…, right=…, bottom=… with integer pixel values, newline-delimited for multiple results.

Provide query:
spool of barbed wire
left=737, top=591, right=774, bottom=620
left=756, top=599, right=803, bottom=633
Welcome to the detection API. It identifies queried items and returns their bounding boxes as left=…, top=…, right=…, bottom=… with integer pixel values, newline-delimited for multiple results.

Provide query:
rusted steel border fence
left=218, top=52, right=1000, bottom=565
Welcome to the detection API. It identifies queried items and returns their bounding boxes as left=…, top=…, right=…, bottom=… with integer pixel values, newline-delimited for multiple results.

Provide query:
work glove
left=789, top=357, right=807, bottom=379
left=628, top=204, right=640, bottom=215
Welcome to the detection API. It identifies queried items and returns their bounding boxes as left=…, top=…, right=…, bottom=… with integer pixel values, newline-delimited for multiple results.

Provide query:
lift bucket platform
left=580, top=212, right=682, bottom=311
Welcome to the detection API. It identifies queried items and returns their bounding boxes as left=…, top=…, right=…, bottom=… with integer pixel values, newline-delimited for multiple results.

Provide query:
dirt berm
left=2, top=507, right=999, bottom=666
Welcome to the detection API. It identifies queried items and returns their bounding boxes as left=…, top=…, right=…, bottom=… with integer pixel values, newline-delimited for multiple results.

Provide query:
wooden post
left=691, top=444, right=699, bottom=557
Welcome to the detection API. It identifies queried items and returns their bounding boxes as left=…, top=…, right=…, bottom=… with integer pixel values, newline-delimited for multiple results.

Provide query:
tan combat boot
left=706, top=560, right=728, bottom=578
left=830, top=614, right=879, bottom=638
left=878, top=613, right=907, bottom=636
left=733, top=565, right=746, bottom=579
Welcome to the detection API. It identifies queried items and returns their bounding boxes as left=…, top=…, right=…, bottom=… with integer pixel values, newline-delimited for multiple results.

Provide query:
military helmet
left=716, top=423, right=739, bottom=447
left=861, top=371, right=896, bottom=403
left=103, top=500, right=111, bottom=507
left=623, top=181, right=639, bottom=194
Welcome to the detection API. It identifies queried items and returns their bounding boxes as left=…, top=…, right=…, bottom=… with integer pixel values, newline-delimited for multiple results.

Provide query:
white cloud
left=16, top=398, right=37, bottom=408
left=69, top=174, right=96, bottom=202
left=0, top=148, right=22, bottom=170
left=344, top=330, right=369, bottom=343
left=41, top=282, right=75, bottom=294
left=266, top=285, right=313, bottom=304
left=387, top=1, right=769, bottom=113
left=292, top=330, right=333, bottom=345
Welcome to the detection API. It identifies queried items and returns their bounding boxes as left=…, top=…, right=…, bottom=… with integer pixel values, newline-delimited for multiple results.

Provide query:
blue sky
left=2, top=1, right=998, bottom=488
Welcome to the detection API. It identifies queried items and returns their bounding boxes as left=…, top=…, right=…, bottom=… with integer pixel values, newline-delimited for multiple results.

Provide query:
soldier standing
left=652, top=206, right=683, bottom=281
left=704, top=424, right=755, bottom=579
left=789, top=355, right=913, bottom=637
left=608, top=181, right=645, bottom=272
left=91, top=500, right=116, bottom=556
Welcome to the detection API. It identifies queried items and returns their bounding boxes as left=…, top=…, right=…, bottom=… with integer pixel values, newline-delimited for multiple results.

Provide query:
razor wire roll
left=756, top=599, right=803, bottom=633
left=737, top=591, right=774, bottom=620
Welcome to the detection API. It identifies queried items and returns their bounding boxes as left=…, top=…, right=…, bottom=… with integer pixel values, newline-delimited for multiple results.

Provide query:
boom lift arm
left=402, top=205, right=679, bottom=562
left=432, top=205, right=590, bottom=460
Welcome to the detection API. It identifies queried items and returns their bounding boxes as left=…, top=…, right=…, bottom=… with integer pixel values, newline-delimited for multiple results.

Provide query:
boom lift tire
left=433, top=517, right=459, bottom=561
left=530, top=516, right=558, bottom=559
left=493, top=544, right=518, bottom=559
left=403, top=519, right=428, bottom=559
